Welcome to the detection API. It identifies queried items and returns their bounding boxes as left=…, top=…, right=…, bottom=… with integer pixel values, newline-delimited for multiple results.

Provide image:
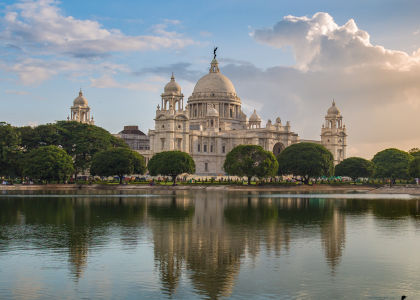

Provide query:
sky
left=1, top=0, right=420, bottom=159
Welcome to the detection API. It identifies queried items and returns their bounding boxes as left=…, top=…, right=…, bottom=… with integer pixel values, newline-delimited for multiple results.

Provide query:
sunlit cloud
left=220, top=12, right=420, bottom=157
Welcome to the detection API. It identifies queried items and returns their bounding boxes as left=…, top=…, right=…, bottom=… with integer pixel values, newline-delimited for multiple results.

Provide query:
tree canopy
left=223, top=145, right=278, bottom=184
left=23, top=145, right=74, bottom=183
left=55, top=121, right=128, bottom=176
left=277, top=142, right=334, bottom=184
left=148, top=151, right=195, bottom=184
left=334, top=157, right=374, bottom=181
left=409, top=157, right=420, bottom=179
left=0, top=123, right=21, bottom=178
left=90, top=147, right=146, bottom=184
left=408, top=148, right=420, bottom=158
left=372, top=148, right=413, bottom=184
left=2, top=121, right=128, bottom=178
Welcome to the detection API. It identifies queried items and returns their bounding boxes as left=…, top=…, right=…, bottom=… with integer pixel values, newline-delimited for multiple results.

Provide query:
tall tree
left=409, top=157, right=420, bottom=179
left=277, top=142, right=334, bottom=184
left=148, top=151, right=195, bottom=185
left=90, top=147, right=146, bottom=184
left=223, top=145, right=278, bottom=185
left=372, top=148, right=413, bottom=186
left=23, top=145, right=74, bottom=183
left=334, top=157, right=374, bottom=181
left=56, top=121, right=128, bottom=176
left=0, top=122, right=21, bottom=178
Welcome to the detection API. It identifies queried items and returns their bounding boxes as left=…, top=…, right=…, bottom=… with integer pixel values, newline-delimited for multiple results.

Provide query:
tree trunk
left=119, top=175, right=123, bottom=185
left=172, top=175, right=177, bottom=186
left=248, top=177, right=251, bottom=185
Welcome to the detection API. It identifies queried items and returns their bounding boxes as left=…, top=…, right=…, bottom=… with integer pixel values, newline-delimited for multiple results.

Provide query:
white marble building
left=138, top=55, right=347, bottom=174
left=68, top=89, right=94, bottom=125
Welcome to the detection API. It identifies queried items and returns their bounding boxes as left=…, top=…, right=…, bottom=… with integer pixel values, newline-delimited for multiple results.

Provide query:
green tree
left=90, top=147, right=146, bottom=184
left=277, top=142, right=334, bottom=184
left=148, top=151, right=195, bottom=185
left=33, top=124, right=60, bottom=147
left=23, top=145, right=74, bottom=183
left=408, top=148, right=420, bottom=158
left=0, top=122, right=21, bottom=178
left=372, top=148, right=413, bottom=186
left=56, top=121, right=128, bottom=177
left=409, top=157, right=420, bottom=179
left=223, top=145, right=278, bottom=185
left=334, top=157, right=374, bottom=181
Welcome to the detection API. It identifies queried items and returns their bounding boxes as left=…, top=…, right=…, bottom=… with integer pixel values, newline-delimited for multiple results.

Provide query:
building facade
left=115, top=125, right=150, bottom=151
left=137, top=54, right=347, bottom=175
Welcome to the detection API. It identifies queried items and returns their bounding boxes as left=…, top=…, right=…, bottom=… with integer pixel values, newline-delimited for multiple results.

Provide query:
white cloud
left=0, top=0, right=197, bottom=86
left=3, top=58, right=129, bottom=85
left=220, top=12, right=420, bottom=158
left=252, top=12, right=420, bottom=72
left=90, top=74, right=160, bottom=92
left=1, top=0, right=195, bottom=58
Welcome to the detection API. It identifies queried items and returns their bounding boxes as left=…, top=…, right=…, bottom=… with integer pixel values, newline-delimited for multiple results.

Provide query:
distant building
left=115, top=125, right=150, bottom=151
left=69, top=89, right=94, bottom=125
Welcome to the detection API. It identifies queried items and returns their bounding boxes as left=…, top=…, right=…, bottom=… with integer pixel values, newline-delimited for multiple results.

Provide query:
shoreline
left=1, top=184, right=420, bottom=194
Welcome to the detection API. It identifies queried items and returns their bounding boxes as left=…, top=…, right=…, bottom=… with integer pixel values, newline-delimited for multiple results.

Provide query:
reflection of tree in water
left=225, top=196, right=346, bottom=271
left=0, top=196, right=146, bottom=279
left=3, top=193, right=420, bottom=297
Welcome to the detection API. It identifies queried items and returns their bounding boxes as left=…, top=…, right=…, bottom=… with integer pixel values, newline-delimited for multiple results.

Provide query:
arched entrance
left=272, top=142, right=285, bottom=156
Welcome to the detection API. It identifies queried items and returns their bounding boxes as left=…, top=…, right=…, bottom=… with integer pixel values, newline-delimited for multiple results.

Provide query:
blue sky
left=1, top=0, right=420, bottom=158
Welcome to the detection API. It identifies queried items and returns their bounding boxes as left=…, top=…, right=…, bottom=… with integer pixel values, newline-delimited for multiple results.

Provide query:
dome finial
left=79, top=88, right=83, bottom=96
left=332, top=99, right=335, bottom=106
left=171, top=72, right=174, bottom=80
left=213, top=46, right=218, bottom=59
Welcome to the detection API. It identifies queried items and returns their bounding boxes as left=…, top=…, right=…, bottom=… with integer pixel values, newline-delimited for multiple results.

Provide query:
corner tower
left=150, top=74, right=189, bottom=152
left=70, top=89, right=94, bottom=124
left=321, top=101, right=347, bottom=164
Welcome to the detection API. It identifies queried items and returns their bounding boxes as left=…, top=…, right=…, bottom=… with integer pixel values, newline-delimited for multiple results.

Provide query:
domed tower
left=70, top=89, right=94, bottom=124
left=248, top=109, right=261, bottom=129
left=151, top=74, right=189, bottom=152
left=161, top=73, right=184, bottom=112
left=321, top=100, right=347, bottom=164
left=187, top=52, right=242, bottom=131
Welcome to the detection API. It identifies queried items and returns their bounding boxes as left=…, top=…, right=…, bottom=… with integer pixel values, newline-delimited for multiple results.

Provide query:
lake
left=1, top=190, right=420, bottom=299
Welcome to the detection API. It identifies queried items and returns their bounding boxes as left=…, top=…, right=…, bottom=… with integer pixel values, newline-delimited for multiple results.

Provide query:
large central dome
left=192, top=59, right=236, bottom=95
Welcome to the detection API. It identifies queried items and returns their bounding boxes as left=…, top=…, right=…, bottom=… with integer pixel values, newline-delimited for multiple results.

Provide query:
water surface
left=1, top=190, right=420, bottom=299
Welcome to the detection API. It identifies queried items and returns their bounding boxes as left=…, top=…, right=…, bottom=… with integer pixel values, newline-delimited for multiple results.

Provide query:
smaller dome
left=207, top=105, right=219, bottom=117
left=327, top=100, right=340, bottom=115
left=73, top=90, right=88, bottom=106
left=164, top=73, right=181, bottom=94
left=249, top=109, right=261, bottom=122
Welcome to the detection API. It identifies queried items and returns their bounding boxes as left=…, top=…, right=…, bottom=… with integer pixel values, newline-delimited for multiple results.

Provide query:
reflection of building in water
left=149, top=192, right=292, bottom=298
left=320, top=207, right=346, bottom=271
left=149, top=192, right=243, bottom=298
